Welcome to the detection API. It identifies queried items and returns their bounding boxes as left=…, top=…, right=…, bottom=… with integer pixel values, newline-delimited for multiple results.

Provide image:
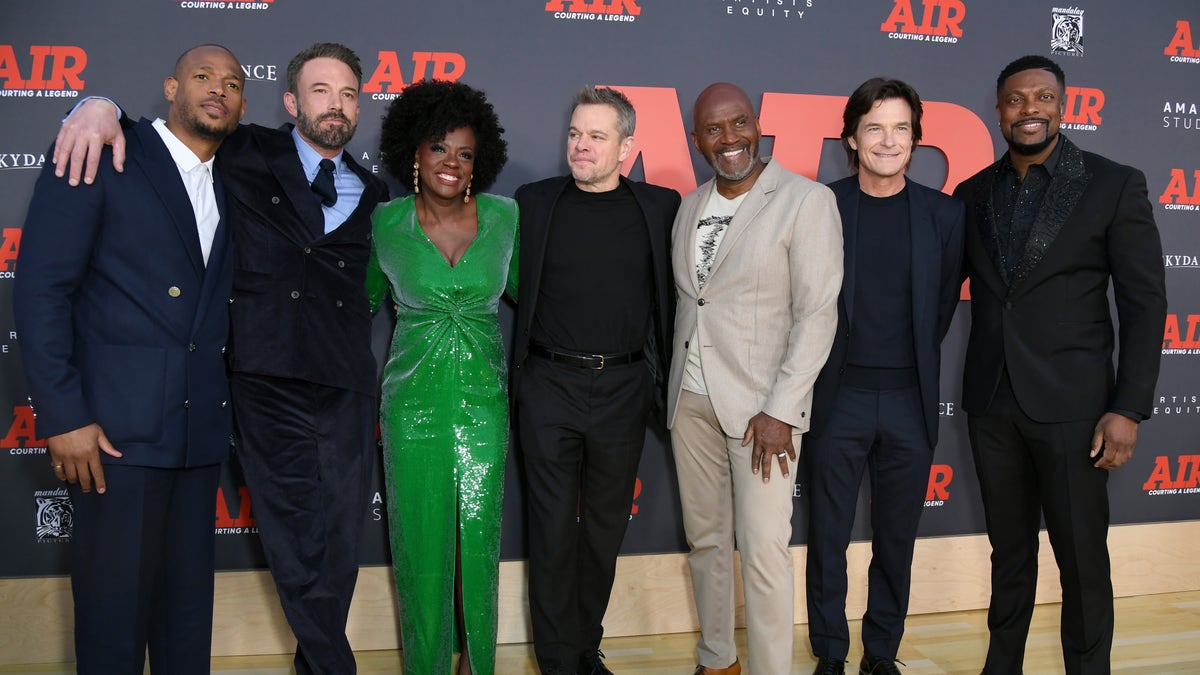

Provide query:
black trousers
left=230, top=372, right=376, bottom=675
left=70, top=463, right=221, bottom=675
left=516, top=355, right=653, bottom=673
left=804, top=384, right=932, bottom=661
left=968, top=373, right=1113, bottom=675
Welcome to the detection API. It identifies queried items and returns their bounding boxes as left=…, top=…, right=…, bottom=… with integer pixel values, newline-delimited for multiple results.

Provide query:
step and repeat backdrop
left=2, top=0, right=1198, bottom=576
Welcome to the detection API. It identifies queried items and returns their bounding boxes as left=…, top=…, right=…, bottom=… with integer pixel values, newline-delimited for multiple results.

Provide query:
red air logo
left=924, top=463, right=953, bottom=506
left=2, top=406, right=46, bottom=452
left=545, top=0, right=641, bottom=22
left=1159, top=169, right=1200, bottom=212
left=1143, top=455, right=1200, bottom=494
left=1164, top=20, right=1200, bottom=64
left=1061, top=86, right=1104, bottom=130
left=0, top=227, right=20, bottom=275
left=215, top=485, right=258, bottom=533
left=1163, top=314, right=1200, bottom=354
left=0, top=45, right=86, bottom=97
left=880, top=0, right=965, bottom=43
left=362, top=51, right=466, bottom=100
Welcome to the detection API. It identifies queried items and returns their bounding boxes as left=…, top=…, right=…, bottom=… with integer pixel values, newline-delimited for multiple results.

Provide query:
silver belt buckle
left=589, top=353, right=606, bottom=370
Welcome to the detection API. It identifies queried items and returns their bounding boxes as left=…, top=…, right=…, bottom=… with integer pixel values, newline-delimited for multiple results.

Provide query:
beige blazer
left=666, top=158, right=843, bottom=437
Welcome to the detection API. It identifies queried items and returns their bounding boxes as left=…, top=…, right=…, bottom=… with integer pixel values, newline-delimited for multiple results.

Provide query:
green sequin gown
left=366, top=193, right=518, bottom=675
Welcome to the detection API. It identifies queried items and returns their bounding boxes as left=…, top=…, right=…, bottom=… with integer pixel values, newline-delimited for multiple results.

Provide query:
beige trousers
left=671, top=389, right=800, bottom=674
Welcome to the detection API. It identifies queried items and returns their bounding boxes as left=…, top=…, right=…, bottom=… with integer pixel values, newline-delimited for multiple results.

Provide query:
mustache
left=1010, top=117, right=1050, bottom=129
left=317, top=111, right=351, bottom=124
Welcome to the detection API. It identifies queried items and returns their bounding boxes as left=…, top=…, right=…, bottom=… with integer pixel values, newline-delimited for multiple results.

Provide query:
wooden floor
left=3, top=591, right=1198, bottom=674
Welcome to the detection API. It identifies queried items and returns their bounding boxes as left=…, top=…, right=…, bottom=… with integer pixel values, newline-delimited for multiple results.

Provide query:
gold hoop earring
left=464, top=179, right=472, bottom=204
left=412, top=161, right=420, bottom=194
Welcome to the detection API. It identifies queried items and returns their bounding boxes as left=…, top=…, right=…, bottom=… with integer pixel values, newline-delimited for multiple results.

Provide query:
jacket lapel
left=1008, top=136, right=1091, bottom=289
left=263, top=124, right=327, bottom=242
left=130, top=119, right=205, bottom=276
left=907, top=178, right=934, bottom=334
left=678, top=179, right=708, bottom=296
left=706, top=158, right=775, bottom=286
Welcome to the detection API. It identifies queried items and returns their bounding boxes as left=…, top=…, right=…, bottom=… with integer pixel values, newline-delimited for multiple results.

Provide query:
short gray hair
left=570, top=86, right=636, bottom=138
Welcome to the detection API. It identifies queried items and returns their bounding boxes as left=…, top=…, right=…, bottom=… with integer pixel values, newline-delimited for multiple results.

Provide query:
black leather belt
left=529, top=343, right=644, bottom=370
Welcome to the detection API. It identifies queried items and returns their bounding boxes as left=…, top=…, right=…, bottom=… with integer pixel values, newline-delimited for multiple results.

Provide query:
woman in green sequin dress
left=366, top=80, right=516, bottom=675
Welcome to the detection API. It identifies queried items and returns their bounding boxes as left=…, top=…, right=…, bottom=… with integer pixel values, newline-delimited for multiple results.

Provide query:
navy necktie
left=311, top=158, right=337, bottom=207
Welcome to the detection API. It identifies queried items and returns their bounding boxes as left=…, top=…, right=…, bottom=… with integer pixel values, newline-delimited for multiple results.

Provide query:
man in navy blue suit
left=805, top=78, right=965, bottom=675
left=14, top=44, right=245, bottom=674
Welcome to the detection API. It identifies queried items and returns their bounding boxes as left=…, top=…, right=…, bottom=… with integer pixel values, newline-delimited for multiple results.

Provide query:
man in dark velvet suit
left=58, top=43, right=389, bottom=675
left=805, top=78, right=965, bottom=675
left=953, top=55, right=1166, bottom=675
left=512, top=86, right=679, bottom=675
left=15, top=45, right=244, bottom=674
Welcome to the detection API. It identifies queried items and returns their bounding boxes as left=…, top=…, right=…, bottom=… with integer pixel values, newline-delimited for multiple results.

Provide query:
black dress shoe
left=859, top=655, right=903, bottom=674
left=813, top=656, right=846, bottom=674
left=580, top=649, right=614, bottom=675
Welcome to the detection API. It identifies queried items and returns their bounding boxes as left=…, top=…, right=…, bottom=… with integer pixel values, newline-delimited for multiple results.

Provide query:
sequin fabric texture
left=367, top=193, right=519, bottom=675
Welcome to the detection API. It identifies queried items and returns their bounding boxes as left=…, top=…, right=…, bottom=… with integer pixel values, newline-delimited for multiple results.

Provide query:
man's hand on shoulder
left=1091, top=412, right=1138, bottom=470
left=54, top=98, right=124, bottom=187
left=743, top=411, right=795, bottom=483
left=47, top=423, right=122, bottom=494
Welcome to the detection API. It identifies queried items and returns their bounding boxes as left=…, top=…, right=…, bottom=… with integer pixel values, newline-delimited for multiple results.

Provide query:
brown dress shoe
left=693, top=659, right=741, bottom=675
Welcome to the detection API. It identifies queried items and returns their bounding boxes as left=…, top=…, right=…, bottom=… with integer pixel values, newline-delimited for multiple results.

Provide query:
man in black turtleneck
left=806, top=78, right=965, bottom=675
left=512, top=86, right=680, bottom=675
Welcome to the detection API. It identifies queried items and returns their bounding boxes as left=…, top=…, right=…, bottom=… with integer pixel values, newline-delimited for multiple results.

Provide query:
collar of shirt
left=1000, top=132, right=1066, bottom=180
left=152, top=118, right=214, bottom=177
left=291, top=126, right=344, bottom=182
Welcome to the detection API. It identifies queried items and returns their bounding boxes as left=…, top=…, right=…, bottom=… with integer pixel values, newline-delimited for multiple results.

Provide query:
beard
left=178, top=100, right=236, bottom=141
left=296, top=106, right=357, bottom=151
left=1006, top=129, right=1058, bottom=156
left=708, top=139, right=760, bottom=182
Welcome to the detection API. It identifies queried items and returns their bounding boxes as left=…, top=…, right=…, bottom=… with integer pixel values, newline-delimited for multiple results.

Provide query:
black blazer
left=512, top=175, right=680, bottom=406
left=15, top=119, right=234, bottom=468
left=809, top=175, right=965, bottom=446
left=217, top=123, right=389, bottom=395
left=953, top=136, right=1167, bottom=423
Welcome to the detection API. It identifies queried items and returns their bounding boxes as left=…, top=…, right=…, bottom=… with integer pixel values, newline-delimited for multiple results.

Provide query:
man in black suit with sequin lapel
left=953, top=55, right=1166, bottom=675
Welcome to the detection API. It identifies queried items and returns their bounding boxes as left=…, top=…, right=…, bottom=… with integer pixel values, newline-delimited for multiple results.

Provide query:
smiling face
left=997, top=67, right=1064, bottom=157
left=164, top=45, right=245, bottom=147
left=284, top=56, right=360, bottom=155
left=415, top=125, right=476, bottom=201
left=691, top=83, right=763, bottom=194
left=848, top=97, right=914, bottom=194
left=567, top=103, right=633, bottom=193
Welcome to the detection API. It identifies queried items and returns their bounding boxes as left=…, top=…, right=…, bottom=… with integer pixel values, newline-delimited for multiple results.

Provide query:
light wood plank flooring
left=3, top=591, right=1197, bottom=674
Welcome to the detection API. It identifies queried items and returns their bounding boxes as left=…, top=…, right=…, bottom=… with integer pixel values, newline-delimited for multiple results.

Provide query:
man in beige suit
left=668, top=82, right=843, bottom=675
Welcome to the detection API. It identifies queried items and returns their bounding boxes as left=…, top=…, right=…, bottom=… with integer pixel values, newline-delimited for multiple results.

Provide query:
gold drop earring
left=464, top=178, right=472, bottom=204
left=412, top=161, right=420, bottom=194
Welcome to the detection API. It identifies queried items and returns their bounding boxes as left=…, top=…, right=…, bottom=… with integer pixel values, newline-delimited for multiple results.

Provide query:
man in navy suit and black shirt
left=954, top=55, right=1166, bottom=675
left=15, top=44, right=245, bottom=674
left=512, top=86, right=680, bottom=675
left=805, top=78, right=965, bottom=675
left=56, top=43, right=389, bottom=675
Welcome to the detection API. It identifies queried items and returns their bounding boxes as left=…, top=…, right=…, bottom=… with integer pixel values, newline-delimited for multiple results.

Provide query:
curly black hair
left=380, top=79, right=508, bottom=193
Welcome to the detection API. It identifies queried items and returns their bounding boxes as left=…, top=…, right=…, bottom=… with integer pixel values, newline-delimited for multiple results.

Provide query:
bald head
left=691, top=82, right=764, bottom=195
left=173, top=44, right=240, bottom=80
left=692, top=82, right=755, bottom=130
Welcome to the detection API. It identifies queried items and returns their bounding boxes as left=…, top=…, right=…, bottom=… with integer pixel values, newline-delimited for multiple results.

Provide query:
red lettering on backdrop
left=1064, top=86, right=1105, bottom=125
left=0, top=45, right=86, bottom=90
left=926, top=464, right=953, bottom=501
left=1143, top=455, right=1200, bottom=489
left=1159, top=169, right=1200, bottom=205
left=1163, top=314, right=1200, bottom=349
left=1164, top=20, right=1199, bottom=57
left=362, top=51, right=466, bottom=94
left=215, top=486, right=256, bottom=527
left=630, top=477, right=642, bottom=515
left=612, top=85, right=697, bottom=196
left=546, top=0, right=641, bottom=14
left=880, top=0, right=966, bottom=37
left=0, top=228, right=21, bottom=272
left=1, top=406, right=45, bottom=448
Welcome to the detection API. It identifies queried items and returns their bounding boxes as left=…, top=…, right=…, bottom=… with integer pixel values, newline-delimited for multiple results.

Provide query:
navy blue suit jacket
left=14, top=118, right=234, bottom=468
left=809, top=175, right=965, bottom=446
